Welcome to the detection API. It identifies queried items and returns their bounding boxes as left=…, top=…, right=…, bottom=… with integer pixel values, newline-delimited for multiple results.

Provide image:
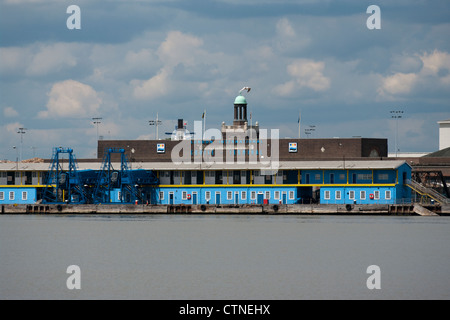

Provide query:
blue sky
left=1, top=0, right=449, bottom=160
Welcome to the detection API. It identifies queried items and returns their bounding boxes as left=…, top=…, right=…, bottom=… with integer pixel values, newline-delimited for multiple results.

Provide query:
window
left=339, top=174, right=346, bottom=180
left=205, top=191, right=211, bottom=201
left=241, top=191, right=247, bottom=200
left=324, top=190, right=331, bottom=200
left=360, top=190, right=366, bottom=200
left=378, top=173, right=389, bottom=181
left=374, top=190, right=380, bottom=200
left=274, top=191, right=280, bottom=200
left=336, top=190, right=342, bottom=200
left=9, top=191, right=15, bottom=201
left=289, top=191, right=294, bottom=200
left=385, top=190, right=391, bottom=200
left=32, top=172, right=37, bottom=178
left=0, top=192, right=4, bottom=201
left=15, top=172, right=20, bottom=178
left=357, top=174, right=372, bottom=181
left=159, top=191, right=164, bottom=200
left=349, top=190, right=355, bottom=200
left=251, top=191, right=256, bottom=200
left=265, top=191, right=270, bottom=200
left=227, top=191, right=232, bottom=200
left=315, top=174, right=321, bottom=181
left=22, top=192, right=27, bottom=201
left=182, top=191, right=187, bottom=200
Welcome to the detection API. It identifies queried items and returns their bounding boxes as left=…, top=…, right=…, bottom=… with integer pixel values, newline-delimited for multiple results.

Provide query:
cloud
left=38, top=80, right=102, bottom=119
left=274, top=59, right=330, bottom=96
left=378, top=50, right=450, bottom=98
left=26, top=43, right=78, bottom=76
left=132, top=69, right=170, bottom=100
left=3, top=106, right=19, bottom=118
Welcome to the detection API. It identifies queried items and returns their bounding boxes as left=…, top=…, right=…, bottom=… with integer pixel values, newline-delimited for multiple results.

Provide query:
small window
left=227, top=191, right=232, bottom=200
left=251, top=191, right=256, bottom=200
left=315, top=174, right=321, bottom=181
left=374, top=190, right=380, bottom=200
left=324, top=190, right=330, bottom=200
left=274, top=191, right=280, bottom=200
left=0, top=192, right=4, bottom=201
left=205, top=191, right=211, bottom=201
left=289, top=191, right=294, bottom=200
left=182, top=191, right=187, bottom=200
left=378, top=173, right=389, bottom=181
left=336, top=190, right=341, bottom=200
left=349, top=190, right=355, bottom=200
left=360, top=190, right=366, bottom=200
left=241, top=191, right=247, bottom=200
left=385, top=190, right=391, bottom=200
left=22, top=191, right=27, bottom=201
left=9, top=191, right=15, bottom=201
left=265, top=191, right=270, bottom=200
left=159, top=191, right=164, bottom=200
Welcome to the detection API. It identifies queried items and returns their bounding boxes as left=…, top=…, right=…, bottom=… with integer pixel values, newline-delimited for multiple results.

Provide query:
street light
left=92, top=117, right=102, bottom=142
left=17, top=128, right=27, bottom=162
left=390, top=110, right=404, bottom=158
left=149, top=113, right=162, bottom=140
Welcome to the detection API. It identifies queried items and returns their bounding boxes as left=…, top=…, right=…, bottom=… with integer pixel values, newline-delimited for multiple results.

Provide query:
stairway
left=406, top=179, right=450, bottom=205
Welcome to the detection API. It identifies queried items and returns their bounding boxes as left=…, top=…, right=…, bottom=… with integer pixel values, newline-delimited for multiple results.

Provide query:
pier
left=1, top=203, right=448, bottom=215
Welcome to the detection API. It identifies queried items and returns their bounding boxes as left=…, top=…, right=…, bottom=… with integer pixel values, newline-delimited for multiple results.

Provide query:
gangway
left=406, top=179, right=450, bottom=205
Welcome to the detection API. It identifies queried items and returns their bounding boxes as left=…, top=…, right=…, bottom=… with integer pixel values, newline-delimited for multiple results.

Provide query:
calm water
left=0, top=214, right=449, bottom=300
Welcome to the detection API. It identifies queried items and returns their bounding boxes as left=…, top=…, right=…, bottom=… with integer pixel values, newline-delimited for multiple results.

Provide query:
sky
left=1, top=0, right=449, bottom=160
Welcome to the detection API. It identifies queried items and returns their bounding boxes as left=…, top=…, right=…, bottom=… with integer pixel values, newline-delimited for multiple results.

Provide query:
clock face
left=1, top=1, right=449, bottom=160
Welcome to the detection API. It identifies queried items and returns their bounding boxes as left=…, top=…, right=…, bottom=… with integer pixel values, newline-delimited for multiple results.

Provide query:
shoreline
left=2, top=203, right=448, bottom=216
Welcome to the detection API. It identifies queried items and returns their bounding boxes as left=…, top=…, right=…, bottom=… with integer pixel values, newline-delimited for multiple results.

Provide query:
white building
left=438, top=119, right=450, bottom=150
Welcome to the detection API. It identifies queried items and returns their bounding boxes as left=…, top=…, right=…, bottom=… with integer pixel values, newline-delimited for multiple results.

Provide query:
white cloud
left=275, top=59, right=330, bottom=96
left=379, top=72, right=418, bottom=95
left=378, top=50, right=450, bottom=98
left=3, top=106, right=19, bottom=118
left=132, top=69, right=170, bottom=100
left=26, top=43, right=78, bottom=76
left=38, top=80, right=102, bottom=119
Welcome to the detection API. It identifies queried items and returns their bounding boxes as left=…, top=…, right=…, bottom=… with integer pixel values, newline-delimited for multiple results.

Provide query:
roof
left=423, top=147, right=450, bottom=158
left=0, top=160, right=409, bottom=171
left=234, top=95, right=247, bottom=104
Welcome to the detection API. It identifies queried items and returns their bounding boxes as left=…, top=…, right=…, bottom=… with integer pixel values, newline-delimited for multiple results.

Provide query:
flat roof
left=0, top=160, right=409, bottom=171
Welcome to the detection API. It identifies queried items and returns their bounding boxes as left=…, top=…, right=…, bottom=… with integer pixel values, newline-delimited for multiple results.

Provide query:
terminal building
left=4, top=89, right=446, bottom=207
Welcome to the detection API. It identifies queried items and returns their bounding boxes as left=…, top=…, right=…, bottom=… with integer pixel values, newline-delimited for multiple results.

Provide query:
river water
left=0, top=214, right=449, bottom=300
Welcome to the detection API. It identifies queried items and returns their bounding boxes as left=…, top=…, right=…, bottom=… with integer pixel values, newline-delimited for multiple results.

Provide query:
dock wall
left=1, top=203, right=447, bottom=215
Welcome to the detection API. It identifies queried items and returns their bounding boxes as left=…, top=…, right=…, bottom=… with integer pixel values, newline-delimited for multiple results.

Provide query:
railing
left=405, top=179, right=450, bottom=205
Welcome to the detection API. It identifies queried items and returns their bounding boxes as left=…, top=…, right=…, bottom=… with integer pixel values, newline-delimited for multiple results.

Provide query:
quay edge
left=1, top=203, right=448, bottom=215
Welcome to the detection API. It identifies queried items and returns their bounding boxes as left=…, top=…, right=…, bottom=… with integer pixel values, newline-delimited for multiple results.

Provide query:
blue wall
left=0, top=188, right=37, bottom=204
left=157, top=186, right=298, bottom=205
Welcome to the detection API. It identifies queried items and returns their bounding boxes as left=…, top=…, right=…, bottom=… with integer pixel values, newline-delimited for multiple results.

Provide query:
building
left=438, top=119, right=450, bottom=151
left=1, top=90, right=418, bottom=207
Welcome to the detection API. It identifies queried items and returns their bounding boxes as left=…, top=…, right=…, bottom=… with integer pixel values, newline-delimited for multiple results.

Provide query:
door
left=282, top=192, right=287, bottom=204
left=305, top=173, right=310, bottom=184
left=352, top=174, right=357, bottom=184
left=257, top=193, right=264, bottom=205
left=192, top=192, right=197, bottom=205
left=215, top=192, right=221, bottom=204
left=169, top=192, right=174, bottom=204
left=234, top=192, right=239, bottom=204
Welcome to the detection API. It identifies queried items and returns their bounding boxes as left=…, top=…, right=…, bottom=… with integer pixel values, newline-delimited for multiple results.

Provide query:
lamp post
left=17, top=128, right=27, bottom=162
left=390, top=110, right=404, bottom=158
left=149, top=113, right=162, bottom=140
left=92, top=117, right=102, bottom=142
